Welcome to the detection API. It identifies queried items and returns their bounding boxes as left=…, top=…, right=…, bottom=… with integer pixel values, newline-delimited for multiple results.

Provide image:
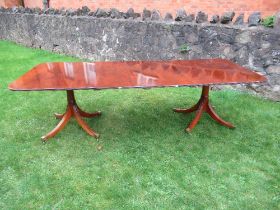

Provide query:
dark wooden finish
left=174, top=86, right=235, bottom=132
left=9, top=59, right=266, bottom=91
left=9, top=59, right=267, bottom=139
left=41, top=90, right=101, bottom=141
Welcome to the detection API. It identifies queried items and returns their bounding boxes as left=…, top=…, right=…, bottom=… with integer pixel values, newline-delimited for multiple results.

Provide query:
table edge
left=8, top=80, right=267, bottom=91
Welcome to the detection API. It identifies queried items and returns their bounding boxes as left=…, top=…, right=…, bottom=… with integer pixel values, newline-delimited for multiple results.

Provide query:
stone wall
left=0, top=7, right=279, bottom=101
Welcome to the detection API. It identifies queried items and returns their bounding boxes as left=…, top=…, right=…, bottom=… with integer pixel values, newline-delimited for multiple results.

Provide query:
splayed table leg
left=42, top=90, right=101, bottom=141
left=173, top=85, right=235, bottom=132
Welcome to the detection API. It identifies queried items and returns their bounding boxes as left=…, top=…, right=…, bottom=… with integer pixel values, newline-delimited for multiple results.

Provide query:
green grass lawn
left=0, top=40, right=279, bottom=209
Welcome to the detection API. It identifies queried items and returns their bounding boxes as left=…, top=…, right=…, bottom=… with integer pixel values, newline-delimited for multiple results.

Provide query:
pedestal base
left=41, top=90, right=101, bottom=141
left=174, top=86, right=235, bottom=132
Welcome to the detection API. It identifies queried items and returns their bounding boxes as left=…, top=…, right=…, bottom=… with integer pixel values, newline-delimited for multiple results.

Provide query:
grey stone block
left=142, top=8, right=151, bottom=21
left=196, top=11, right=208, bottom=23
left=94, top=8, right=109, bottom=18
left=274, top=12, right=280, bottom=31
left=110, top=8, right=122, bottom=19
left=164, top=13, right=173, bottom=21
left=234, top=14, right=244, bottom=25
left=221, top=12, right=235, bottom=24
left=248, top=12, right=261, bottom=27
left=151, top=9, right=161, bottom=21
left=210, top=15, right=219, bottom=24
left=175, top=8, right=187, bottom=21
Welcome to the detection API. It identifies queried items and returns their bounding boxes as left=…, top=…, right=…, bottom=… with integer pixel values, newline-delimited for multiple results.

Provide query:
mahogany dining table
left=9, top=59, right=266, bottom=141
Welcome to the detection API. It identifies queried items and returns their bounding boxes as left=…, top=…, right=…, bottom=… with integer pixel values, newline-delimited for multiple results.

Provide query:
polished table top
left=9, top=59, right=266, bottom=91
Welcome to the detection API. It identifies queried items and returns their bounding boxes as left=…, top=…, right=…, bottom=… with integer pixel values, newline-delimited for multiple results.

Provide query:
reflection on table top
left=9, top=59, right=267, bottom=91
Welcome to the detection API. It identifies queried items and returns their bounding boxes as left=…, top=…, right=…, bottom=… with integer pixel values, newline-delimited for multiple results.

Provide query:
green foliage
left=261, top=16, right=275, bottom=27
left=163, top=24, right=172, bottom=31
left=179, top=43, right=191, bottom=54
left=0, top=41, right=280, bottom=209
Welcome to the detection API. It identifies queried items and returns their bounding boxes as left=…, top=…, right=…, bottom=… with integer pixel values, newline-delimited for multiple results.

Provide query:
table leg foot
left=54, top=113, right=64, bottom=119
left=186, top=128, right=192, bottom=133
left=42, top=90, right=101, bottom=141
left=174, top=86, right=235, bottom=132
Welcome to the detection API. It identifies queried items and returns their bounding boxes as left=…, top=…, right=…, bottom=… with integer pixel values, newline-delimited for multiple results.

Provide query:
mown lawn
left=0, top=41, right=279, bottom=209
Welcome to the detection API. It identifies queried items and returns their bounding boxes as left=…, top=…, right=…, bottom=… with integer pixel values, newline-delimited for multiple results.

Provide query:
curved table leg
left=77, top=106, right=102, bottom=118
left=186, top=101, right=207, bottom=132
left=174, top=86, right=235, bottom=132
left=42, top=108, right=72, bottom=141
left=73, top=107, right=100, bottom=139
left=55, top=109, right=101, bottom=119
left=173, top=102, right=200, bottom=113
left=207, top=104, right=235, bottom=128
left=42, top=90, right=101, bottom=141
